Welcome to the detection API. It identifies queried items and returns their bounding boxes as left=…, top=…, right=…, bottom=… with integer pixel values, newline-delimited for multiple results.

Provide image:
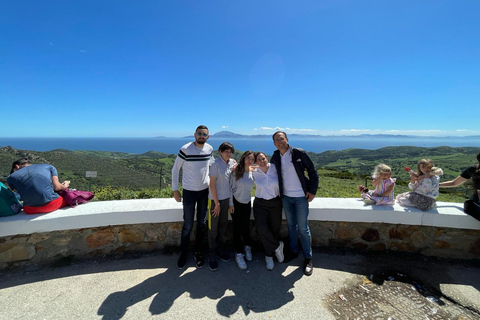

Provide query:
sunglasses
left=196, top=132, right=208, bottom=137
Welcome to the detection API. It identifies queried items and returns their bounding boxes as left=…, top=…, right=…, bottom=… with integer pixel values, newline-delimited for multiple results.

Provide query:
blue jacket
left=270, top=147, right=319, bottom=197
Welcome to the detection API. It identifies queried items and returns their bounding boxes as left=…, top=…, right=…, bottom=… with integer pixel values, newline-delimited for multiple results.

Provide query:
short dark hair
left=272, top=131, right=287, bottom=141
left=196, top=125, right=209, bottom=132
left=10, top=157, right=31, bottom=174
left=218, top=142, right=234, bottom=153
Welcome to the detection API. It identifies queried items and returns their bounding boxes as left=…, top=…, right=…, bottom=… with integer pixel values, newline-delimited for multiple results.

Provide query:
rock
left=86, top=228, right=114, bottom=248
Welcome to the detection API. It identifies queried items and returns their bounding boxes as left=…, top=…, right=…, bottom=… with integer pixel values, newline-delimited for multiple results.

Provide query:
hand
left=212, top=203, right=220, bottom=217
left=305, top=192, right=315, bottom=202
left=228, top=206, right=234, bottom=214
left=173, top=190, right=181, bottom=202
left=62, top=181, right=70, bottom=189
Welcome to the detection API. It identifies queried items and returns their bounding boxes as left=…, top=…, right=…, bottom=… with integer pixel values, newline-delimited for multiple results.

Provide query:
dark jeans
left=253, top=196, right=282, bottom=257
left=232, top=197, right=253, bottom=253
left=181, top=188, right=208, bottom=254
left=208, top=198, right=229, bottom=254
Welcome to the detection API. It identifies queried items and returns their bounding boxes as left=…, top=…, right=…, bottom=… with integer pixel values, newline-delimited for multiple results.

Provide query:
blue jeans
left=282, top=195, right=312, bottom=259
left=181, top=188, right=208, bottom=254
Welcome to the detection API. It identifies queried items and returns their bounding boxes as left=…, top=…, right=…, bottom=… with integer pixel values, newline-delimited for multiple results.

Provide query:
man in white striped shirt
left=172, top=125, right=214, bottom=269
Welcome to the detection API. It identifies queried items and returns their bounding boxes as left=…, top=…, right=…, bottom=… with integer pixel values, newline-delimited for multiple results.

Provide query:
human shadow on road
left=97, top=255, right=303, bottom=319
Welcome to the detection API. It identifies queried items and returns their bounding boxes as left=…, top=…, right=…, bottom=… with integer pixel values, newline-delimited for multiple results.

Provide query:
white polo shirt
left=280, top=146, right=305, bottom=197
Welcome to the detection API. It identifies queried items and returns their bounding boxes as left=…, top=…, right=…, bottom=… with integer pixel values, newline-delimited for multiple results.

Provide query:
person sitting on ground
left=358, top=163, right=396, bottom=205
left=7, top=158, right=70, bottom=214
left=439, top=152, right=480, bottom=221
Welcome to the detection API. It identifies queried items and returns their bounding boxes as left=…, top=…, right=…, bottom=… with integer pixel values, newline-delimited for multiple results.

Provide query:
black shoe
left=208, top=254, right=218, bottom=271
left=284, top=251, right=298, bottom=263
left=217, top=251, right=231, bottom=263
left=194, top=252, right=204, bottom=269
left=177, top=253, right=187, bottom=269
left=304, top=258, right=313, bottom=276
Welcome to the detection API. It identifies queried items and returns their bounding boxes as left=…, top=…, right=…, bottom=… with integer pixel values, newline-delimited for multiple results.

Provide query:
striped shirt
left=171, top=142, right=214, bottom=191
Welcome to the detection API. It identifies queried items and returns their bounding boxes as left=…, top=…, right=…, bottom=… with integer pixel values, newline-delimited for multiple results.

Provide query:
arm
left=52, top=176, right=69, bottom=191
left=229, top=174, right=236, bottom=213
left=371, top=176, right=382, bottom=187
left=439, top=176, right=468, bottom=188
left=380, top=181, right=395, bottom=197
left=171, top=156, right=184, bottom=202
left=209, top=176, right=220, bottom=217
left=302, top=151, right=319, bottom=201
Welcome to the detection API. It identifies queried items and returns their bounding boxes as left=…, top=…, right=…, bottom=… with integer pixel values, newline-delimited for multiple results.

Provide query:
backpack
left=0, top=182, right=22, bottom=216
left=59, top=188, right=94, bottom=207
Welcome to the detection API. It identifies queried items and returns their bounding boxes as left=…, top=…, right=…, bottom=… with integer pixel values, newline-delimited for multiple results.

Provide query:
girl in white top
left=229, top=150, right=255, bottom=270
left=252, top=152, right=284, bottom=270
left=397, top=158, right=443, bottom=211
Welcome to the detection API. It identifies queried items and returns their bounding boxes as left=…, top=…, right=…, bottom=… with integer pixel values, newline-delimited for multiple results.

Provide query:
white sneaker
left=265, top=256, right=274, bottom=270
left=235, top=253, right=247, bottom=270
left=275, top=241, right=284, bottom=263
left=244, top=246, right=252, bottom=262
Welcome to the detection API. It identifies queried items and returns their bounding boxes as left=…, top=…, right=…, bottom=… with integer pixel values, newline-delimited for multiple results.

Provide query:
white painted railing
left=1, top=198, right=479, bottom=238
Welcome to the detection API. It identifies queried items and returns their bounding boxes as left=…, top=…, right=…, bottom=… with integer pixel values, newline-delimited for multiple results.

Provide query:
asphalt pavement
left=1, top=248, right=479, bottom=320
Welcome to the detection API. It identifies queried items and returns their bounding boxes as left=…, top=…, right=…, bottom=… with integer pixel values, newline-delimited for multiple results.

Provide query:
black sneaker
left=177, top=252, right=187, bottom=269
left=194, top=252, right=204, bottom=269
left=217, top=251, right=231, bottom=263
left=208, top=254, right=218, bottom=271
left=304, top=258, right=313, bottom=276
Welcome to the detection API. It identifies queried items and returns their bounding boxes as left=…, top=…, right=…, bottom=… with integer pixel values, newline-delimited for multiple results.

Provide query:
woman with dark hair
left=7, top=158, right=70, bottom=214
left=440, top=152, right=480, bottom=221
left=252, top=152, right=284, bottom=270
left=229, top=150, right=255, bottom=270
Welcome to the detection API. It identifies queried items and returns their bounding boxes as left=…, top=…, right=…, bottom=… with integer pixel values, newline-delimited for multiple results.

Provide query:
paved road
left=1, top=249, right=479, bottom=319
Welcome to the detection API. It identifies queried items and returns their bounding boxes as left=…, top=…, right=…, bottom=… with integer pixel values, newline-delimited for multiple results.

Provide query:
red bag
left=59, top=189, right=94, bottom=207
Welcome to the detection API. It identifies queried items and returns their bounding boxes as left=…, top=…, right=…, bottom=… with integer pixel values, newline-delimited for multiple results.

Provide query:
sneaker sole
left=217, top=256, right=231, bottom=263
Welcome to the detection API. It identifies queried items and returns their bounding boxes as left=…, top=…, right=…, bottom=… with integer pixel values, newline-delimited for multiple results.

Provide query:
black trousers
left=232, top=197, right=253, bottom=253
left=253, top=196, right=282, bottom=257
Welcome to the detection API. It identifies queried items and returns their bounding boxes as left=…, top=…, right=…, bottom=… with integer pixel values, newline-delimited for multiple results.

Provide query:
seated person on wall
left=7, top=158, right=70, bottom=214
left=440, top=152, right=480, bottom=221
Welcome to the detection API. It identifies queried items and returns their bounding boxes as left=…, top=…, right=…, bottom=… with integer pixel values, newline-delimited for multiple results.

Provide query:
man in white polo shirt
left=172, top=125, right=214, bottom=269
left=270, top=131, right=319, bottom=276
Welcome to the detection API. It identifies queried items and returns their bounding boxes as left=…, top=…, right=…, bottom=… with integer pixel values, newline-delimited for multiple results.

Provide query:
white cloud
left=258, top=126, right=316, bottom=133
left=340, top=129, right=373, bottom=133
left=221, top=126, right=228, bottom=129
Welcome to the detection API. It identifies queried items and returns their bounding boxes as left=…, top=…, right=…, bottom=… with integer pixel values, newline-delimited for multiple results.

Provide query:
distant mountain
left=210, top=131, right=245, bottom=138
left=190, top=131, right=480, bottom=140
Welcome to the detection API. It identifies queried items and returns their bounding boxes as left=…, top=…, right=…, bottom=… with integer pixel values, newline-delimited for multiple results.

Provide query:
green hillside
left=1, top=145, right=478, bottom=202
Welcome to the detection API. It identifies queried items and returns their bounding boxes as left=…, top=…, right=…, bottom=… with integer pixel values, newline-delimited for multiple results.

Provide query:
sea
left=0, top=136, right=479, bottom=155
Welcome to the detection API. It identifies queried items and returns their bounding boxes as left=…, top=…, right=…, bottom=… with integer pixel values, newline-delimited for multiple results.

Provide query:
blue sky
left=1, top=1, right=479, bottom=137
